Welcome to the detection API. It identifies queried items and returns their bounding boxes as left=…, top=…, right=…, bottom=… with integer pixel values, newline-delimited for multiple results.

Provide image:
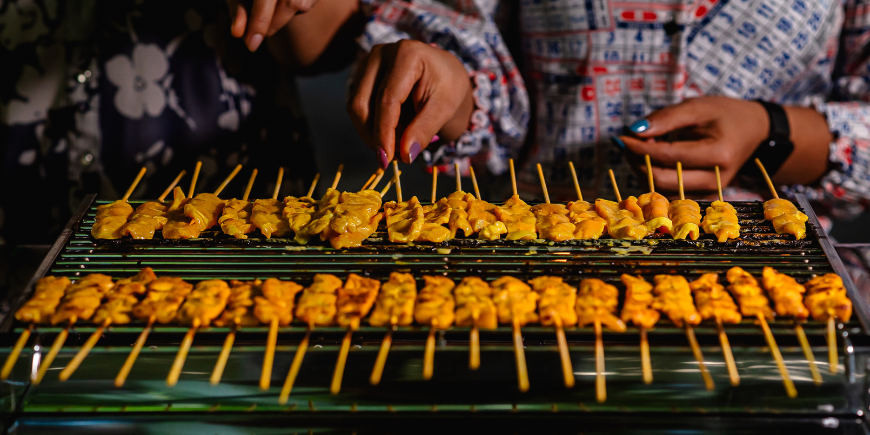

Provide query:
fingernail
left=430, top=135, right=439, bottom=143
left=610, top=135, right=626, bottom=150
left=378, top=149, right=389, bottom=169
left=248, top=34, right=263, bottom=52
left=408, top=142, right=421, bottom=163
left=629, top=119, right=649, bottom=133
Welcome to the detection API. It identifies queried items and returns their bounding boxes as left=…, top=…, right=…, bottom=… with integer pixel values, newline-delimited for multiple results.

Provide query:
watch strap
left=738, top=100, right=794, bottom=179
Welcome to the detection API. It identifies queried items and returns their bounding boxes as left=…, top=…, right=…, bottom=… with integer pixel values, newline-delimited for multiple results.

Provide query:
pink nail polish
left=430, top=135, right=439, bottom=143
left=248, top=34, right=263, bottom=52
left=378, top=149, right=389, bottom=169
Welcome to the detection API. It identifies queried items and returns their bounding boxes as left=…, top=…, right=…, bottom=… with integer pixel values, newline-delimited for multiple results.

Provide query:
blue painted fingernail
left=629, top=119, right=649, bottom=133
left=409, top=142, right=421, bottom=163
left=378, top=149, right=389, bottom=169
left=610, top=136, right=626, bottom=150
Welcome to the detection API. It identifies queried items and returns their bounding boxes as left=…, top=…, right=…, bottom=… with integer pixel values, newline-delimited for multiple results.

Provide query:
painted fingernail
left=629, top=119, right=649, bottom=133
left=408, top=142, right=422, bottom=163
left=610, top=135, right=626, bottom=150
left=378, top=149, right=390, bottom=169
left=248, top=34, right=263, bottom=52
left=430, top=135, right=440, bottom=143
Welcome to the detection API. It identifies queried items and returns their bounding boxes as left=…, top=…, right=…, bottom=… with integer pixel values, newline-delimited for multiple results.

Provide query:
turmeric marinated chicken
left=492, top=276, right=539, bottom=326
left=419, top=199, right=453, bottom=243
left=121, top=198, right=172, bottom=239
left=668, top=199, right=702, bottom=240
left=162, top=188, right=199, bottom=239
left=325, top=190, right=383, bottom=248
left=761, top=267, right=809, bottom=320
left=283, top=196, right=317, bottom=236
left=531, top=204, right=576, bottom=242
left=91, top=200, right=135, bottom=239
left=384, top=196, right=425, bottom=243
left=701, top=201, right=741, bottom=242
left=566, top=200, right=607, bottom=239
left=294, top=189, right=341, bottom=245
left=494, top=195, right=537, bottom=241
left=336, top=273, right=380, bottom=328
left=15, top=276, right=71, bottom=324
left=454, top=277, right=498, bottom=329
left=467, top=197, right=507, bottom=240
left=295, top=274, right=343, bottom=326
left=764, top=198, right=808, bottom=240
left=652, top=275, right=702, bottom=327
left=252, top=199, right=291, bottom=238
left=213, top=280, right=262, bottom=327
left=414, top=276, right=456, bottom=328
left=528, top=276, right=578, bottom=326
left=803, top=274, right=852, bottom=322
left=176, top=280, right=232, bottom=326
left=725, top=267, right=774, bottom=320
left=132, top=277, right=194, bottom=324
left=369, top=272, right=417, bottom=327
left=619, top=274, right=660, bottom=329
left=92, top=268, right=157, bottom=325
left=595, top=198, right=648, bottom=240
left=219, top=199, right=255, bottom=239
left=184, top=193, right=226, bottom=234
left=637, top=192, right=673, bottom=234
left=445, top=191, right=474, bottom=238
left=51, top=273, right=115, bottom=324
left=576, top=278, right=626, bottom=331
left=254, top=278, right=304, bottom=326
left=689, top=273, right=741, bottom=324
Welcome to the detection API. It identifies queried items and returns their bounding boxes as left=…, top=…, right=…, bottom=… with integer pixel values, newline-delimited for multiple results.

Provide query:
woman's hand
left=616, top=96, right=832, bottom=192
left=347, top=40, right=475, bottom=168
left=228, top=0, right=319, bottom=52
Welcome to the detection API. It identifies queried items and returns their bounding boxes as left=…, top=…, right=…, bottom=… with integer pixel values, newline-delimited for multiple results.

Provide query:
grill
left=1, top=193, right=869, bottom=434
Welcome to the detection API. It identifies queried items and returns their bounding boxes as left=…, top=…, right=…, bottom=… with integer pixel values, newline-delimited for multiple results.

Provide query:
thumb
left=399, top=100, right=453, bottom=164
left=629, top=99, right=715, bottom=138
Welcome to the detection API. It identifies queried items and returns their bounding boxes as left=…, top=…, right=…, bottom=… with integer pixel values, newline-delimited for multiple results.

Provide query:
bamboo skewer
left=594, top=320, right=606, bottom=402
left=431, top=168, right=438, bottom=204
left=685, top=324, right=715, bottom=391
left=331, top=164, right=344, bottom=190
left=272, top=167, right=284, bottom=200
left=370, top=317, right=396, bottom=386
left=640, top=328, right=652, bottom=384
left=760, top=314, right=799, bottom=396
left=715, top=166, right=724, bottom=202
left=470, top=311, right=480, bottom=370
left=1, top=325, right=32, bottom=381
left=568, top=161, right=583, bottom=201
left=330, top=323, right=355, bottom=395
left=260, top=317, right=279, bottom=390
left=379, top=170, right=402, bottom=198
left=34, top=318, right=74, bottom=385
left=717, top=317, right=740, bottom=386
left=755, top=158, right=778, bottom=199
left=122, top=167, right=148, bottom=202
left=469, top=166, right=481, bottom=200
left=455, top=163, right=462, bottom=192
left=210, top=326, right=235, bottom=385
left=243, top=169, right=258, bottom=201
left=645, top=155, right=655, bottom=193
left=307, top=173, right=320, bottom=197
left=510, top=159, right=518, bottom=197
left=423, top=319, right=438, bottom=380
left=167, top=318, right=200, bottom=387
left=58, top=318, right=110, bottom=381
left=279, top=324, right=312, bottom=404
left=677, top=162, right=685, bottom=201
left=362, top=169, right=383, bottom=190
left=828, top=317, right=838, bottom=374
left=213, top=164, right=243, bottom=196
left=536, top=164, right=550, bottom=203
left=795, top=323, right=823, bottom=385
left=189, top=161, right=202, bottom=196
left=157, top=170, right=187, bottom=203
left=371, top=170, right=386, bottom=191
left=512, top=317, right=530, bottom=392
left=392, top=161, right=403, bottom=203
left=608, top=169, right=622, bottom=203
left=115, top=315, right=155, bottom=387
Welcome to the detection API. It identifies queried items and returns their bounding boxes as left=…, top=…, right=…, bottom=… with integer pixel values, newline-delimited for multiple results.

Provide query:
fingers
left=347, top=47, right=386, bottom=161
left=228, top=0, right=247, bottom=38
left=245, top=0, right=278, bottom=51
left=643, top=166, right=720, bottom=193
left=399, top=98, right=454, bottom=164
left=628, top=99, right=718, bottom=138
left=372, top=44, right=425, bottom=165
left=266, top=4, right=299, bottom=36
left=620, top=135, right=731, bottom=169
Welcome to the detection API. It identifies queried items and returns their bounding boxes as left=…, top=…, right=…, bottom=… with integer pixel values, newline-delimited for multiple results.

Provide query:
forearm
left=775, top=105, right=833, bottom=185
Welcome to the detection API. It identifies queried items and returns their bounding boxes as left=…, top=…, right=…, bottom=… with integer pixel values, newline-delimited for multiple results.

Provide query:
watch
left=738, top=100, right=795, bottom=180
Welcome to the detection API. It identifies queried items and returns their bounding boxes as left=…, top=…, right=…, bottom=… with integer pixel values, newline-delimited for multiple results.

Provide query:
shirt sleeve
left=358, top=0, right=529, bottom=175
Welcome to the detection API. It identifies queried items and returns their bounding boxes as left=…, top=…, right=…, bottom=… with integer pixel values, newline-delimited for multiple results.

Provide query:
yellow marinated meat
left=91, top=200, right=134, bottom=239
left=384, top=196, right=425, bottom=243
left=51, top=273, right=115, bottom=324
left=531, top=203, right=575, bottom=242
left=213, top=280, right=261, bottom=327
left=494, top=195, right=537, bottom=240
left=445, top=191, right=474, bottom=238
left=295, top=189, right=341, bottom=244
left=324, top=190, right=383, bottom=248
left=219, top=199, right=254, bottom=239
left=121, top=200, right=170, bottom=239
left=764, top=198, right=808, bottom=240
left=701, top=200, right=740, bottom=242
left=467, top=197, right=506, bottom=240
left=91, top=295, right=138, bottom=325
left=295, top=274, right=343, bottom=326
left=689, top=273, right=741, bottom=324
left=252, top=198, right=290, bottom=238
left=254, top=278, right=304, bottom=326
left=15, top=276, right=71, bottom=324
left=637, top=192, right=673, bottom=234
left=566, top=200, right=606, bottom=239
left=336, top=273, right=380, bottom=328
left=414, top=276, right=456, bottom=328
left=619, top=274, right=660, bottom=329
left=576, top=278, right=626, bottom=331
left=804, top=274, right=852, bottom=322
left=132, top=277, right=193, bottom=324
left=492, top=276, right=539, bottom=326
left=184, top=193, right=226, bottom=233
left=419, top=199, right=453, bottom=243
left=761, top=267, right=809, bottom=319
left=594, top=198, right=648, bottom=239
left=369, top=272, right=417, bottom=326
left=176, top=280, right=232, bottom=326
left=528, top=276, right=578, bottom=326
left=162, top=188, right=198, bottom=239
left=331, top=213, right=383, bottom=249
left=668, top=199, right=701, bottom=240
left=453, top=277, right=498, bottom=329
left=652, top=275, right=701, bottom=327
left=725, top=267, right=774, bottom=319
left=283, top=196, right=316, bottom=236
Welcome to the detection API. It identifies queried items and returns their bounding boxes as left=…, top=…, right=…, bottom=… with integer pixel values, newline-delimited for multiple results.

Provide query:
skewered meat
left=529, top=276, right=578, bottom=326
left=804, top=274, right=852, bottom=322
left=370, top=272, right=417, bottom=326
left=132, top=277, right=194, bottom=323
left=595, top=198, right=648, bottom=240
left=162, top=187, right=200, bottom=239
left=283, top=196, right=317, bottom=236
left=725, top=267, right=774, bottom=319
left=668, top=199, right=701, bottom=240
left=652, top=275, right=701, bottom=327
left=454, top=277, right=498, bottom=329
left=566, top=200, right=607, bottom=239
left=295, top=274, right=343, bottom=326
left=764, top=198, right=808, bottom=240
left=185, top=193, right=226, bottom=232
left=325, top=190, right=383, bottom=248
left=176, top=280, right=232, bottom=326
left=576, top=278, right=626, bottom=331
left=295, top=189, right=341, bottom=245
left=492, top=276, right=539, bottom=326
left=467, top=197, right=507, bottom=240
left=252, top=199, right=291, bottom=238
left=51, top=274, right=116, bottom=324
left=419, top=199, right=452, bottom=243
left=414, top=276, right=456, bottom=328
left=531, top=204, right=576, bottom=242
left=493, top=195, right=537, bottom=241
left=91, top=268, right=158, bottom=325
left=15, top=276, right=71, bottom=324
left=91, top=200, right=134, bottom=239
left=219, top=199, right=255, bottom=239
left=619, top=274, right=660, bottom=329
left=213, top=280, right=261, bottom=327
left=689, top=273, right=741, bottom=324
left=254, top=278, right=304, bottom=326
left=701, top=201, right=740, bottom=242
left=336, top=273, right=380, bottom=328
left=761, top=267, right=809, bottom=319
left=445, top=191, right=474, bottom=238
left=384, top=197, right=425, bottom=243
left=637, top=192, right=673, bottom=234
left=121, top=200, right=170, bottom=239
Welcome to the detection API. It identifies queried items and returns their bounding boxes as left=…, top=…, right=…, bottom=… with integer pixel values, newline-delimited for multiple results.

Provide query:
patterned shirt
left=360, top=0, right=870, bottom=219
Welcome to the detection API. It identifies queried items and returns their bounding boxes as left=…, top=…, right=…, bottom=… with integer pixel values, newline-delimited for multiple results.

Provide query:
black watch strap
left=739, top=100, right=795, bottom=179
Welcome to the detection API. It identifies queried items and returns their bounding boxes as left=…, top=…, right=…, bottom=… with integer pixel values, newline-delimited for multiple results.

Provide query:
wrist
left=774, top=105, right=831, bottom=185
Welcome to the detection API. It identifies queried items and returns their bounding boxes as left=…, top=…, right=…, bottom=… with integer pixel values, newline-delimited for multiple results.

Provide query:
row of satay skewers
left=91, top=154, right=810, bottom=248
left=3, top=261, right=851, bottom=403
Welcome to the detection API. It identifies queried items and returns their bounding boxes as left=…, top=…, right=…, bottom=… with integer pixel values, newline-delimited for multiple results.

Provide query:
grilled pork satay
left=532, top=203, right=575, bottom=241
left=668, top=199, right=702, bottom=240
left=163, top=162, right=203, bottom=239
left=764, top=198, right=808, bottom=240
left=91, top=167, right=147, bottom=239
left=219, top=199, right=255, bottom=239
left=182, top=193, right=227, bottom=237
left=122, top=171, right=187, bottom=239
left=370, top=273, right=417, bottom=327
left=620, top=274, right=658, bottom=384
left=566, top=201, right=607, bottom=239
left=296, top=274, right=343, bottom=326
left=384, top=196, right=425, bottom=243
left=492, top=276, right=537, bottom=392
left=494, top=195, right=538, bottom=241
left=651, top=275, right=701, bottom=327
left=326, top=189, right=383, bottom=248
left=415, top=276, right=456, bottom=328
left=529, top=277, right=578, bottom=327
left=254, top=278, right=304, bottom=326
left=446, top=190, right=475, bottom=238
left=575, top=279, right=626, bottom=331
left=283, top=195, right=317, bottom=236
left=294, top=188, right=341, bottom=245
left=761, top=267, right=809, bottom=320
left=595, top=198, right=648, bottom=239
left=725, top=267, right=774, bottom=319
left=132, top=277, right=195, bottom=324
left=638, top=155, right=673, bottom=234
left=454, top=277, right=498, bottom=330
left=51, top=273, right=115, bottom=325
left=419, top=199, right=452, bottom=243
left=804, top=274, right=852, bottom=323
left=702, top=201, right=740, bottom=242
left=168, top=279, right=232, bottom=386
left=213, top=280, right=262, bottom=327
left=14, top=276, right=71, bottom=325
left=468, top=196, right=507, bottom=240
left=252, top=199, right=291, bottom=238
left=689, top=273, right=741, bottom=324
left=336, top=273, right=381, bottom=328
